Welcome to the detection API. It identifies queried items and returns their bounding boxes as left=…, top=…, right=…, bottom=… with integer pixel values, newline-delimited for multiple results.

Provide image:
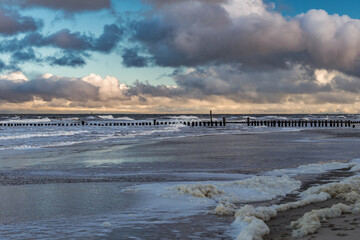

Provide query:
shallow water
left=0, top=114, right=360, bottom=239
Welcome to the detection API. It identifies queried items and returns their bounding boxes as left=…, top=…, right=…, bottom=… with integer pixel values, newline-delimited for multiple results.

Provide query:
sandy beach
left=263, top=167, right=359, bottom=240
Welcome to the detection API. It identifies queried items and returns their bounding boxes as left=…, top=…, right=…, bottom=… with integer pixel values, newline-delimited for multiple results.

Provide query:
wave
left=0, top=135, right=114, bottom=151
left=61, top=117, right=80, bottom=121
left=166, top=115, right=200, bottom=120
left=0, top=117, right=52, bottom=124
left=0, top=130, right=88, bottom=140
left=97, top=115, right=134, bottom=121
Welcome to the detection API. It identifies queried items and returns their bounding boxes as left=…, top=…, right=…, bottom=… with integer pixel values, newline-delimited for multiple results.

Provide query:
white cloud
left=0, top=71, right=28, bottom=82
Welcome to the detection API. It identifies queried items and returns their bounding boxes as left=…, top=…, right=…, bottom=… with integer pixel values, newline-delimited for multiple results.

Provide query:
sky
left=1, top=0, right=360, bottom=113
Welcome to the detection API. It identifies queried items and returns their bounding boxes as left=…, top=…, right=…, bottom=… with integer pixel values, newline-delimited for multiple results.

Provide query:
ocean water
left=0, top=114, right=360, bottom=239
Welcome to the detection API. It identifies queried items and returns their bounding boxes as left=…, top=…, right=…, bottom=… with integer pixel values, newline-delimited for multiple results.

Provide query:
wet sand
left=265, top=204, right=360, bottom=240
left=264, top=168, right=359, bottom=240
left=299, top=214, right=360, bottom=240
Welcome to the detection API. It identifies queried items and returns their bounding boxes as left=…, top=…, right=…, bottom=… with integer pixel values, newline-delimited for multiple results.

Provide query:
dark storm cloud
left=133, top=0, right=303, bottom=68
left=0, top=9, right=42, bottom=35
left=130, top=0, right=360, bottom=77
left=3, top=0, right=111, bottom=12
left=169, top=64, right=353, bottom=104
left=122, top=48, right=149, bottom=67
left=94, top=24, right=124, bottom=53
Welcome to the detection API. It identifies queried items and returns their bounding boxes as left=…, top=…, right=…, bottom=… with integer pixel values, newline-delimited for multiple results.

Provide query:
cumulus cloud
left=130, top=0, right=360, bottom=77
left=3, top=0, right=111, bottom=12
left=0, top=74, right=99, bottom=103
left=0, top=9, right=42, bottom=35
left=0, top=66, right=360, bottom=113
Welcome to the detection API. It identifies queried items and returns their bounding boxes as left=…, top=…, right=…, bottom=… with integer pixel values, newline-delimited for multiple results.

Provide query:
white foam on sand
left=122, top=159, right=360, bottom=240
left=290, top=176, right=360, bottom=237
left=175, top=176, right=301, bottom=205
left=221, top=159, right=360, bottom=240
left=228, top=174, right=360, bottom=240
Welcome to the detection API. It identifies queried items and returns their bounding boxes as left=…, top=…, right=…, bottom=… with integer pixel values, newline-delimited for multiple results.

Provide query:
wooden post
left=223, top=117, right=226, bottom=126
left=247, top=117, right=250, bottom=126
left=153, top=119, right=156, bottom=126
left=210, top=110, right=213, bottom=123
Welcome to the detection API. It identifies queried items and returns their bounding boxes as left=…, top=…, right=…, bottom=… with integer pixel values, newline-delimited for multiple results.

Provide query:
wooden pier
left=0, top=118, right=227, bottom=127
left=0, top=118, right=357, bottom=128
left=246, top=119, right=356, bottom=128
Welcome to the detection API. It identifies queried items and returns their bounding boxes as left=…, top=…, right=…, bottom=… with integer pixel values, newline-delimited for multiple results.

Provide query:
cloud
left=131, top=0, right=360, bottom=77
left=94, top=24, right=124, bottom=53
left=42, top=24, right=123, bottom=52
left=122, top=48, right=149, bottom=67
left=3, top=0, right=111, bottom=12
left=0, top=23, right=122, bottom=52
left=46, top=51, right=87, bottom=67
left=10, top=48, right=37, bottom=64
left=0, top=59, right=5, bottom=71
left=0, top=70, right=359, bottom=113
left=0, top=24, right=122, bottom=68
left=0, top=74, right=99, bottom=103
left=0, top=9, right=42, bottom=36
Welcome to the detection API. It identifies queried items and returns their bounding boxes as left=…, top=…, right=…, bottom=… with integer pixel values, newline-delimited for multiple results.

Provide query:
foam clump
left=235, top=205, right=277, bottom=221
left=291, top=203, right=352, bottom=237
left=233, top=177, right=360, bottom=240
left=235, top=216, right=270, bottom=240
left=350, top=165, right=360, bottom=172
left=210, top=203, right=237, bottom=215
left=290, top=177, right=360, bottom=237
left=225, top=175, right=301, bottom=194
left=300, top=177, right=360, bottom=199
left=176, top=184, right=224, bottom=199
left=274, top=192, right=330, bottom=212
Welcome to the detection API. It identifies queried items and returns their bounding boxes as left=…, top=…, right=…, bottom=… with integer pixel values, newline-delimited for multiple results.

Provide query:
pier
left=0, top=118, right=357, bottom=128
left=246, top=118, right=357, bottom=128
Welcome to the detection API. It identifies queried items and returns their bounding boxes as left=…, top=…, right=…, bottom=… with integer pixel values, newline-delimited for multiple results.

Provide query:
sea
left=0, top=114, right=360, bottom=239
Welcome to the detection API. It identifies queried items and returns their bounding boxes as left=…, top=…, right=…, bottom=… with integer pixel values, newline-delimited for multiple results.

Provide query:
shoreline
left=263, top=168, right=357, bottom=240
